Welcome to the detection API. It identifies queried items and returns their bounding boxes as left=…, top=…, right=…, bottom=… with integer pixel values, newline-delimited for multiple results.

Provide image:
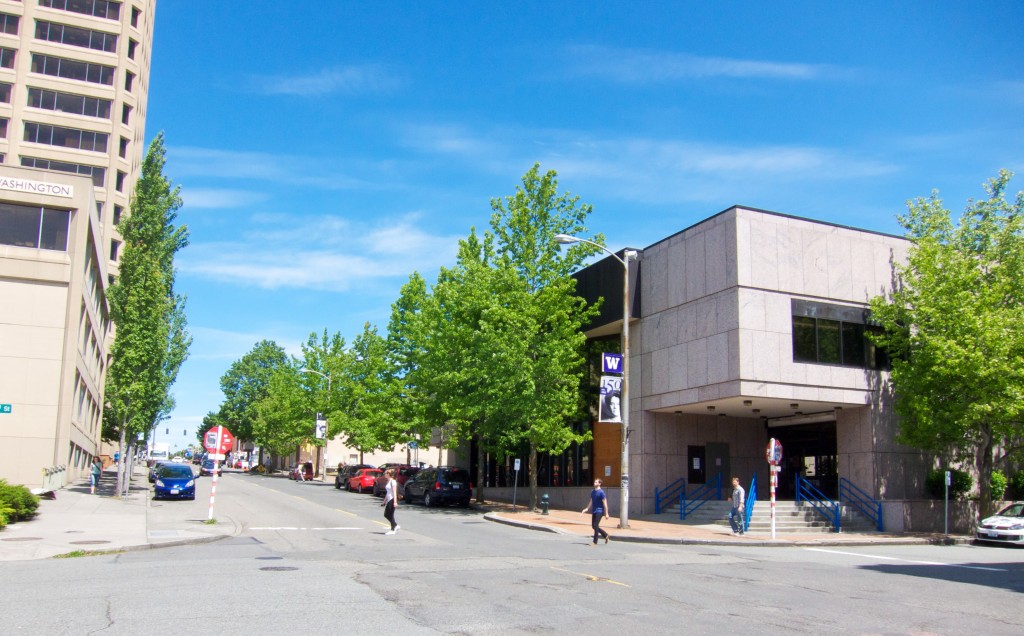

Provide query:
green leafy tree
left=103, top=133, right=190, bottom=495
left=298, top=329, right=348, bottom=472
left=217, top=340, right=289, bottom=447
left=253, top=365, right=311, bottom=456
left=335, top=323, right=402, bottom=461
left=869, top=170, right=1024, bottom=517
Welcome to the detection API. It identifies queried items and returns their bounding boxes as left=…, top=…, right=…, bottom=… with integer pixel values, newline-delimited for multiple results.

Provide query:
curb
left=483, top=513, right=974, bottom=547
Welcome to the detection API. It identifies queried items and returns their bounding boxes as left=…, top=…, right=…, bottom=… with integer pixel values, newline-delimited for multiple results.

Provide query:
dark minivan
left=403, top=466, right=472, bottom=507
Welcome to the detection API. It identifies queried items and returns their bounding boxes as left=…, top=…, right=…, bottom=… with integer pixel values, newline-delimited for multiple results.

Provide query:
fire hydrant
left=540, top=493, right=550, bottom=515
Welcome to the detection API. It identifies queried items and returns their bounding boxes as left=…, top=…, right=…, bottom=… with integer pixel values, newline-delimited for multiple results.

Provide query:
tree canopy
left=869, top=170, right=1024, bottom=515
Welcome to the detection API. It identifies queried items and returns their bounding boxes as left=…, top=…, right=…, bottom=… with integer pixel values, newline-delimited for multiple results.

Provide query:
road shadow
left=860, top=557, right=1024, bottom=593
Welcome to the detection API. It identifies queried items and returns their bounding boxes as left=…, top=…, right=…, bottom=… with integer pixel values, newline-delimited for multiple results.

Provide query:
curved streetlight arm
left=554, top=234, right=629, bottom=269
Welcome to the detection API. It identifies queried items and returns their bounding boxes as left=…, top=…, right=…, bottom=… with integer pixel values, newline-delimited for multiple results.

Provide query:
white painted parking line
left=246, top=524, right=360, bottom=532
left=805, top=548, right=1008, bottom=572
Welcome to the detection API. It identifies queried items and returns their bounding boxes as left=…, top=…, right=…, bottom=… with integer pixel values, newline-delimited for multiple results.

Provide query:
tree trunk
left=475, top=434, right=486, bottom=503
left=977, top=425, right=995, bottom=519
left=528, top=444, right=538, bottom=511
left=116, top=426, right=127, bottom=497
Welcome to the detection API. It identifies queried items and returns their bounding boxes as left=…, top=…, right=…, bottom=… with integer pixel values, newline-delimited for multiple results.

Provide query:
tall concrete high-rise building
left=0, top=0, right=156, bottom=489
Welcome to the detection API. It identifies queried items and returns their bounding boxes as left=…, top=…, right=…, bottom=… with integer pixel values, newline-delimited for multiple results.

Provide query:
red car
left=346, top=468, right=382, bottom=493
left=373, top=465, right=421, bottom=497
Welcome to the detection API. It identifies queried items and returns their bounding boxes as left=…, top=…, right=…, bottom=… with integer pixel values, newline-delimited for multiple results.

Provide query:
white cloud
left=179, top=213, right=461, bottom=291
left=182, top=188, right=269, bottom=209
left=249, top=64, right=401, bottom=97
left=167, top=146, right=371, bottom=190
left=566, top=45, right=844, bottom=84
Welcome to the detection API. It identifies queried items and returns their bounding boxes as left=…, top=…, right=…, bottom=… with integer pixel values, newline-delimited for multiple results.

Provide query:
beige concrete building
left=0, top=0, right=155, bottom=489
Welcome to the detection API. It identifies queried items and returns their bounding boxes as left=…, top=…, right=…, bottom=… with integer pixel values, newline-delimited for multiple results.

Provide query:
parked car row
left=327, top=462, right=471, bottom=507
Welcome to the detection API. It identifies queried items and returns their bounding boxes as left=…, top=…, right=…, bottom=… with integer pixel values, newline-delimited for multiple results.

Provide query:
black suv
left=403, top=466, right=472, bottom=507
left=335, top=463, right=374, bottom=489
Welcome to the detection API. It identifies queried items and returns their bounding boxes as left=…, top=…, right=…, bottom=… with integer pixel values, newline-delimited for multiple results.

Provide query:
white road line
left=805, top=548, right=1008, bottom=572
left=246, top=524, right=360, bottom=532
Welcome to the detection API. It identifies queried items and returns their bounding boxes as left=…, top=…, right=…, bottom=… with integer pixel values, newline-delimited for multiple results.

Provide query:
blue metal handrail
left=839, top=477, right=883, bottom=531
left=654, top=477, right=686, bottom=515
left=681, top=472, right=722, bottom=520
left=744, top=473, right=758, bottom=533
left=795, top=475, right=841, bottom=532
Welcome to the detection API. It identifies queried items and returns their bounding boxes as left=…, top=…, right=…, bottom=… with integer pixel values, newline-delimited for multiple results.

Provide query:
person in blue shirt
left=582, top=478, right=610, bottom=545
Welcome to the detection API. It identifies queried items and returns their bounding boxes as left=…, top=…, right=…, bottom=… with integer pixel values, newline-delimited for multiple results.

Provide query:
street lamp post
left=300, top=368, right=331, bottom=482
left=554, top=234, right=637, bottom=529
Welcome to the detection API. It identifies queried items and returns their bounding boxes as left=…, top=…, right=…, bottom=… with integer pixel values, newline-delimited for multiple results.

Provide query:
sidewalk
left=0, top=465, right=236, bottom=561
left=481, top=503, right=971, bottom=547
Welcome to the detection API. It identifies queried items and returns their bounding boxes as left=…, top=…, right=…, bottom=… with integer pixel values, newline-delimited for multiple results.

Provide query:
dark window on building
left=0, top=47, right=15, bottom=69
left=130, top=5, right=140, bottom=28
left=24, top=121, right=108, bottom=153
left=127, top=38, right=136, bottom=60
left=28, top=87, right=111, bottom=118
left=109, top=238, right=119, bottom=261
left=124, top=70, right=134, bottom=92
left=115, top=169, right=125, bottom=192
left=0, top=202, right=70, bottom=251
left=21, top=155, right=105, bottom=187
left=118, top=136, right=127, bottom=158
left=121, top=103, right=131, bottom=124
left=0, top=12, right=19, bottom=35
left=0, top=82, right=10, bottom=103
left=791, top=299, right=887, bottom=369
left=35, top=20, right=117, bottom=53
left=112, top=204, right=122, bottom=225
left=31, top=53, right=115, bottom=85
left=40, top=0, right=121, bottom=21
left=0, top=118, right=7, bottom=139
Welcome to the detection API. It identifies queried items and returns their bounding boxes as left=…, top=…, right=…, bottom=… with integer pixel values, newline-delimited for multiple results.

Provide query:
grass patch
left=203, top=518, right=217, bottom=525
left=52, top=548, right=125, bottom=559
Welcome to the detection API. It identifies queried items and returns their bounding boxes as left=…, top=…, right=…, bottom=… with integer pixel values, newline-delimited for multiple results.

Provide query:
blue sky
left=145, top=1, right=1024, bottom=449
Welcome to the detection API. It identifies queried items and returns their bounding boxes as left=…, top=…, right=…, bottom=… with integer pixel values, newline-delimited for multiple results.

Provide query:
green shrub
left=925, top=468, right=972, bottom=499
left=0, top=479, right=39, bottom=522
left=1008, top=472, right=1024, bottom=499
left=990, top=470, right=1008, bottom=501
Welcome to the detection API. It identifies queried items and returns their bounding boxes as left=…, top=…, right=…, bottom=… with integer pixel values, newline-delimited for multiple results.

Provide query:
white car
left=975, top=502, right=1024, bottom=546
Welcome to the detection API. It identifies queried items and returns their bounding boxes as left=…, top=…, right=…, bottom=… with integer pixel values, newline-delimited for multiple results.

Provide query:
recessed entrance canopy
left=652, top=396, right=854, bottom=421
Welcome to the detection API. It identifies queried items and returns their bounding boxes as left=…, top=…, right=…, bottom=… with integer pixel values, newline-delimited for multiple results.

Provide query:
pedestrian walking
left=582, top=478, right=610, bottom=545
left=729, top=476, right=746, bottom=535
left=383, top=468, right=400, bottom=535
left=90, top=457, right=102, bottom=494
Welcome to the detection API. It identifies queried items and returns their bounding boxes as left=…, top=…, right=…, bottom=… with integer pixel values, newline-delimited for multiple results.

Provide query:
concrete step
left=666, top=499, right=879, bottom=533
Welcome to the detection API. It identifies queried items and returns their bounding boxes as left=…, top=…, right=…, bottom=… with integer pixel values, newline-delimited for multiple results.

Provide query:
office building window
left=112, top=204, right=122, bottom=225
left=110, top=238, right=120, bottom=261
left=36, top=20, right=118, bottom=53
left=31, top=53, right=115, bottom=85
left=124, top=70, right=133, bottom=92
left=0, top=202, right=71, bottom=251
left=115, top=169, right=125, bottom=191
left=21, top=155, right=105, bottom=187
left=127, top=38, right=137, bottom=60
left=0, top=13, right=18, bottom=35
left=0, top=47, right=14, bottom=69
left=28, top=87, right=111, bottom=118
left=118, top=136, right=127, bottom=158
left=791, top=299, right=887, bottom=369
left=130, top=5, right=140, bottom=28
left=40, top=0, right=121, bottom=21
left=0, top=82, right=12, bottom=103
left=121, top=103, right=131, bottom=124
left=0, top=117, right=6, bottom=138
left=24, top=121, right=109, bottom=153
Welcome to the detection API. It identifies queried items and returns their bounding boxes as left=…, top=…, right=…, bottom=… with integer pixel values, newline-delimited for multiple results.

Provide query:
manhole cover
left=256, top=556, right=284, bottom=560
left=260, top=566, right=299, bottom=572
left=1, top=537, right=42, bottom=542
left=69, top=540, right=111, bottom=545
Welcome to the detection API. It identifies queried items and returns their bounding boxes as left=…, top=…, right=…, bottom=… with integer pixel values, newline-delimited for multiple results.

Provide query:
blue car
left=154, top=463, right=196, bottom=500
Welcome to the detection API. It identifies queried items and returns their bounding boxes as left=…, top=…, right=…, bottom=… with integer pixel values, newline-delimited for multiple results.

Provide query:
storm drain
left=69, top=540, right=111, bottom=545
left=260, top=566, right=299, bottom=572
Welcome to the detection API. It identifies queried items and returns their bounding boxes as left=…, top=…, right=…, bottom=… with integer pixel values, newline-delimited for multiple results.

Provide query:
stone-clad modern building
left=569, top=206, right=936, bottom=531
left=0, top=0, right=155, bottom=489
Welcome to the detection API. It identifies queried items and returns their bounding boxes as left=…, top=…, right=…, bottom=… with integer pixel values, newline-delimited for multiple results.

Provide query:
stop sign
left=204, top=426, right=235, bottom=454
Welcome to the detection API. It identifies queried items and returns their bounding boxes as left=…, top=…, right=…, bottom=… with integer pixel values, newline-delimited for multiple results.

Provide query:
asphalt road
left=3, top=472, right=1023, bottom=635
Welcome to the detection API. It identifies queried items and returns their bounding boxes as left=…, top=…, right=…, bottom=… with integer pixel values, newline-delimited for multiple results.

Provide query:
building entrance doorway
left=768, top=421, right=837, bottom=499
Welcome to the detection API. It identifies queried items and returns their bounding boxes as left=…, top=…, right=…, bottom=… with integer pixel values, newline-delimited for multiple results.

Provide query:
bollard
left=540, top=493, right=550, bottom=515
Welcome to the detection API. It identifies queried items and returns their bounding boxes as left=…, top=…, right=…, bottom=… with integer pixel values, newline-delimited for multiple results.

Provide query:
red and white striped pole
left=207, top=426, right=223, bottom=521
left=770, top=465, right=777, bottom=540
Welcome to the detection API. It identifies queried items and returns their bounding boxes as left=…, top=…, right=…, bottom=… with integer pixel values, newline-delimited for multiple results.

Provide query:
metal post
left=619, top=250, right=632, bottom=529
left=208, top=425, right=223, bottom=521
